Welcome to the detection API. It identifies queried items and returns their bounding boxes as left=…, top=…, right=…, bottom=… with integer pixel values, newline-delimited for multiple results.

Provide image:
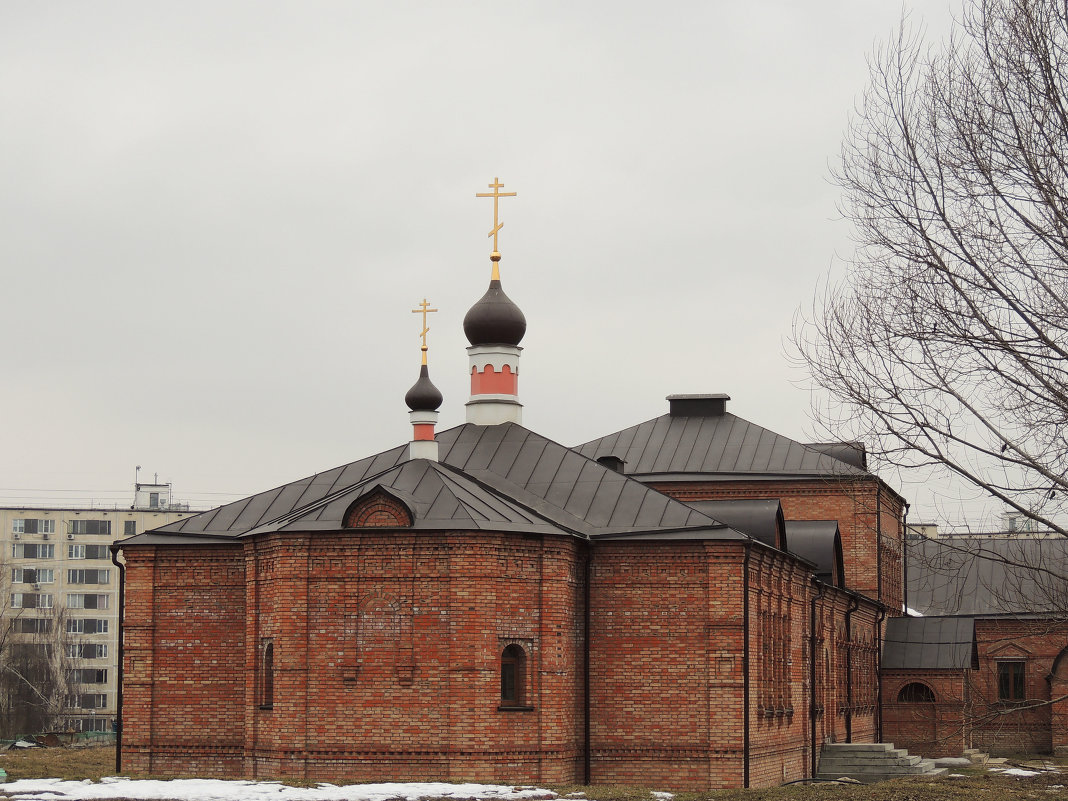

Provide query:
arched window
left=897, top=682, right=935, bottom=702
left=260, top=638, right=274, bottom=710
left=500, top=644, right=526, bottom=707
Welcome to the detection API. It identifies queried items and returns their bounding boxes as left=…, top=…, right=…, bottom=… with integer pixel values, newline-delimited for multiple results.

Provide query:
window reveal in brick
left=897, top=682, right=936, bottom=702
left=997, top=660, right=1026, bottom=701
left=259, top=638, right=274, bottom=709
left=500, top=643, right=527, bottom=708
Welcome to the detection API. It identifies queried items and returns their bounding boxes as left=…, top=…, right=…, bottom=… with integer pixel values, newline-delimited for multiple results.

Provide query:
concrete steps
left=816, top=742, right=949, bottom=783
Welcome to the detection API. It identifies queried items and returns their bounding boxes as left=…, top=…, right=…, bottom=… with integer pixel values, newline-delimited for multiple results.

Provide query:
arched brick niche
left=344, top=490, right=413, bottom=528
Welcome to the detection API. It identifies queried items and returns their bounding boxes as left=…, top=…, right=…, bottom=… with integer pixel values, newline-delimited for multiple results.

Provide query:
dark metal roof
left=574, top=409, right=869, bottom=481
left=123, top=423, right=750, bottom=546
left=804, top=442, right=867, bottom=471
left=784, top=520, right=845, bottom=588
left=686, top=499, right=785, bottom=550
left=882, top=616, right=978, bottom=670
left=907, top=537, right=1068, bottom=616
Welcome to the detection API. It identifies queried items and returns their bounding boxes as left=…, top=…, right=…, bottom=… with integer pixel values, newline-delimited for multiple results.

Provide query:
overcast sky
left=2, top=1, right=984, bottom=524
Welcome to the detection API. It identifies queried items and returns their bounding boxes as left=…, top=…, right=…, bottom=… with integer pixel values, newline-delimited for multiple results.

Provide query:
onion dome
left=463, top=278, right=527, bottom=346
left=404, top=363, right=443, bottom=411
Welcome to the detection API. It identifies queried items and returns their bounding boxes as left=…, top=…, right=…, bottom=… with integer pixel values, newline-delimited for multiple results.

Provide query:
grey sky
left=1, top=2, right=972, bottom=522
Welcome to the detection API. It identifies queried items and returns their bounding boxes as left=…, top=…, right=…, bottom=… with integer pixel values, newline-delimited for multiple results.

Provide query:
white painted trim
left=467, top=344, right=522, bottom=372
left=465, top=399, right=523, bottom=425
left=408, top=440, right=439, bottom=461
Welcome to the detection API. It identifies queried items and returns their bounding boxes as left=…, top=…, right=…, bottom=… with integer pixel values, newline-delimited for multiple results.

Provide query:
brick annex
left=116, top=235, right=909, bottom=790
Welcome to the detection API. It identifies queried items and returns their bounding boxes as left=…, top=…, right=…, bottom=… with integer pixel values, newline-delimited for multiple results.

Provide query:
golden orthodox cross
left=411, top=298, right=438, bottom=363
left=475, top=176, right=517, bottom=255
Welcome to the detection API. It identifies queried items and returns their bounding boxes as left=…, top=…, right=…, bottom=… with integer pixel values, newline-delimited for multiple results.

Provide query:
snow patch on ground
left=0, top=778, right=559, bottom=801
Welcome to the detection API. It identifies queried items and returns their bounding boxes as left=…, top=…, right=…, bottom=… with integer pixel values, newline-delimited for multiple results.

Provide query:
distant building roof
left=574, top=395, right=869, bottom=481
left=122, top=422, right=754, bottom=546
left=908, top=537, right=1068, bottom=616
left=882, top=616, right=978, bottom=670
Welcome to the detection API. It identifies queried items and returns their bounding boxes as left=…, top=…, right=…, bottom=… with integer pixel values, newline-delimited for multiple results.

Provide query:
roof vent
left=596, top=455, right=626, bottom=473
left=667, top=393, right=730, bottom=417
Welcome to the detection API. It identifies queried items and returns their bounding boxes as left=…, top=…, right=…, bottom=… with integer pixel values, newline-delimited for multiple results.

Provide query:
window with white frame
left=12, top=618, right=51, bottom=635
left=12, top=568, right=54, bottom=584
left=67, top=594, right=109, bottom=610
left=67, top=643, right=107, bottom=659
left=12, top=519, right=55, bottom=534
left=67, top=694, right=107, bottom=709
left=67, top=569, right=110, bottom=585
left=67, top=618, right=108, bottom=635
left=69, top=668, right=107, bottom=684
left=67, top=544, right=110, bottom=560
left=11, top=544, right=55, bottom=559
left=68, top=520, right=110, bottom=536
left=11, top=593, right=53, bottom=609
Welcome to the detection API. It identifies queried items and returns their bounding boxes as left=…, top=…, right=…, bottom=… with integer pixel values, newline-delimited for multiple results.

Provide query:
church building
left=114, top=181, right=904, bottom=790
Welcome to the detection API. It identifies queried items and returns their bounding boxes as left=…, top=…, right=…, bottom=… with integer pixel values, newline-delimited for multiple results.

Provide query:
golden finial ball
left=490, top=251, right=502, bottom=262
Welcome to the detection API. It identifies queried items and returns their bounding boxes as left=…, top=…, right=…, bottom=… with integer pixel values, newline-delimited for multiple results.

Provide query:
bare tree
left=796, top=0, right=1068, bottom=533
left=0, top=564, right=75, bottom=738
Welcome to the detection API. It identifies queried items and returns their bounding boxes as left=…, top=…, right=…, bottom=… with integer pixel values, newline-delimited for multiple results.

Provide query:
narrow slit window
left=500, top=644, right=526, bottom=707
left=260, top=639, right=274, bottom=709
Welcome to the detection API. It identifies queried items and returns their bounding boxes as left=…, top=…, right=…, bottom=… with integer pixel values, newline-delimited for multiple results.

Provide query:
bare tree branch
left=795, top=0, right=1068, bottom=534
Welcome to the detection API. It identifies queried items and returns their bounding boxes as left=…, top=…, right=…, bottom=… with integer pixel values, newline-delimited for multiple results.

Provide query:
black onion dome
left=404, top=364, right=443, bottom=411
left=463, top=279, right=527, bottom=346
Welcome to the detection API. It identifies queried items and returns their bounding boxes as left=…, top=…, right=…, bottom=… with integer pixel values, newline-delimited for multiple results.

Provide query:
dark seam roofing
left=123, top=423, right=748, bottom=545
left=575, top=413, right=868, bottom=478
left=882, top=616, right=977, bottom=670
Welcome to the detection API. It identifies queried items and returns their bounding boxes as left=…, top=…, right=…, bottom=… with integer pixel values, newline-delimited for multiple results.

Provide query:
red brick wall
left=122, top=545, right=247, bottom=776
left=650, top=478, right=905, bottom=612
left=881, top=670, right=969, bottom=757
left=121, top=529, right=886, bottom=788
left=124, top=533, right=586, bottom=784
left=746, top=548, right=813, bottom=787
left=967, top=619, right=1068, bottom=754
left=809, top=588, right=879, bottom=751
left=588, top=540, right=747, bottom=788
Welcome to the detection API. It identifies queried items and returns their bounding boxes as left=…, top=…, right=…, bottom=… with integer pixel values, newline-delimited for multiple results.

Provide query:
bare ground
left=0, top=746, right=1066, bottom=800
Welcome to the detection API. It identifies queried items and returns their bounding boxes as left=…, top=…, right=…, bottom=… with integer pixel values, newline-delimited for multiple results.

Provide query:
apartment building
left=3, top=482, right=197, bottom=733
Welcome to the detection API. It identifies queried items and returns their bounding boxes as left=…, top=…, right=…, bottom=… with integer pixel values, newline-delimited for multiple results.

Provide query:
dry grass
left=0, top=746, right=1066, bottom=801
left=0, top=744, right=116, bottom=782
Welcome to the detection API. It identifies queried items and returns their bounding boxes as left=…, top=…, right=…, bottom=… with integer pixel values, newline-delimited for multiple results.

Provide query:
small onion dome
left=463, top=279, right=527, bottom=346
left=404, top=363, right=443, bottom=411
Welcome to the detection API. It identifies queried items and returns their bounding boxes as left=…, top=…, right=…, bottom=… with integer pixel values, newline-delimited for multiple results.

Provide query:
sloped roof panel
left=129, top=422, right=748, bottom=546
left=576, top=412, right=868, bottom=479
left=882, top=616, right=977, bottom=670
left=908, top=537, right=1068, bottom=616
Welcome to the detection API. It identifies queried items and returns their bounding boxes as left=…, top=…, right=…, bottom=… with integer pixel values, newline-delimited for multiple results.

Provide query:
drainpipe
left=109, top=544, right=125, bottom=773
left=902, top=502, right=910, bottom=613
left=810, top=581, right=825, bottom=777
left=743, top=542, right=752, bottom=788
left=583, top=541, right=591, bottom=785
left=875, top=605, right=887, bottom=743
left=844, top=595, right=859, bottom=742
